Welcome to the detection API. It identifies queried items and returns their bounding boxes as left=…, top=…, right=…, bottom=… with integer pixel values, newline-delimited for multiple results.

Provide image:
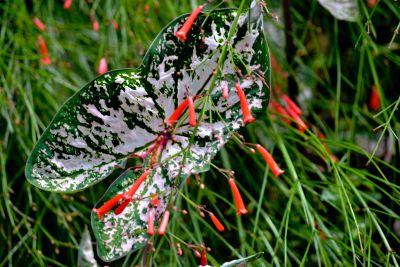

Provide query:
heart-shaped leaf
left=26, top=0, right=270, bottom=262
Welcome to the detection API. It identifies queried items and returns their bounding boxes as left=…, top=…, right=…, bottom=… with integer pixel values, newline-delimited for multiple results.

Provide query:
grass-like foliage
left=1, top=0, right=399, bottom=266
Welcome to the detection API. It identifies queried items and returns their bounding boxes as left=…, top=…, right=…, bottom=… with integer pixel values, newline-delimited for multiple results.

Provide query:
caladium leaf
left=317, top=0, right=359, bottom=22
left=25, top=69, right=162, bottom=192
left=90, top=2, right=270, bottom=261
left=26, top=0, right=270, bottom=262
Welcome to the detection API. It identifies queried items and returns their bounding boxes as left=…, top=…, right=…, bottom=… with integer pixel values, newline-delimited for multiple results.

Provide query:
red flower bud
left=177, top=243, right=183, bottom=256
left=194, top=250, right=201, bottom=258
left=165, top=98, right=190, bottom=127
left=63, top=0, right=73, bottom=9
left=92, top=20, right=99, bottom=32
left=97, top=57, right=108, bottom=75
left=112, top=20, right=119, bottom=30
left=222, top=81, right=229, bottom=99
left=255, top=144, right=284, bottom=177
left=151, top=194, right=159, bottom=207
left=158, top=210, right=170, bottom=236
left=368, top=0, right=378, bottom=8
left=33, top=18, right=46, bottom=31
left=200, top=248, right=207, bottom=266
left=228, top=178, right=248, bottom=215
left=209, top=212, right=225, bottom=232
left=147, top=208, right=155, bottom=236
left=38, top=35, right=51, bottom=65
left=188, top=96, right=197, bottom=127
left=175, top=5, right=203, bottom=42
left=235, top=83, right=255, bottom=125
left=282, top=94, right=302, bottom=116
left=369, top=85, right=380, bottom=111
left=93, top=193, right=124, bottom=219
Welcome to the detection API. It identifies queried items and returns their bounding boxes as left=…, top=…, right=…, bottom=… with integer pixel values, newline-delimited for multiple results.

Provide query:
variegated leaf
left=26, top=0, right=270, bottom=262
left=91, top=2, right=270, bottom=261
left=317, top=0, right=359, bottom=22
left=25, top=69, right=162, bottom=192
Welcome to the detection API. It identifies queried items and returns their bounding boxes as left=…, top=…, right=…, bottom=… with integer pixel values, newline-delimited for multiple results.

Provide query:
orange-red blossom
left=235, top=83, right=255, bottom=125
left=175, top=5, right=203, bottom=42
left=38, top=36, right=51, bottom=65
left=209, top=212, right=225, bottom=232
left=93, top=170, right=151, bottom=219
left=158, top=210, right=170, bottom=236
left=255, top=144, right=284, bottom=177
left=228, top=178, right=248, bottom=215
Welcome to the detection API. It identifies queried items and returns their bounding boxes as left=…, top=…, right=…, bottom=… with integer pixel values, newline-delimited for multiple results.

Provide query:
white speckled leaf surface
left=26, top=1, right=270, bottom=262
left=318, top=0, right=359, bottom=22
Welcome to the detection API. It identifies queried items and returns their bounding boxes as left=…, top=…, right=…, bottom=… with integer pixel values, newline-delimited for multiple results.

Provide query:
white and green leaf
left=26, top=1, right=270, bottom=262
left=317, top=0, right=359, bottom=22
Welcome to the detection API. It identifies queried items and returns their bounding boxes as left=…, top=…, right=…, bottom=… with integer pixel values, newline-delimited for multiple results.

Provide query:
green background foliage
left=1, top=0, right=399, bottom=266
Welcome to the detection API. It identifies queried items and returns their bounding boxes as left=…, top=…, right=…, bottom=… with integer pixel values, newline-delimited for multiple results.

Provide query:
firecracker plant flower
left=25, top=0, right=273, bottom=262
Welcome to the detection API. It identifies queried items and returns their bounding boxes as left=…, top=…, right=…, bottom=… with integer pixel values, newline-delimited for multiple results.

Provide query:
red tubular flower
left=235, top=83, right=255, bottom=125
left=228, top=178, right=248, bottom=215
left=33, top=18, right=46, bottom=31
left=92, top=20, right=99, bottom=32
left=158, top=210, right=170, bottom=236
left=114, top=170, right=151, bottom=215
left=97, top=57, right=108, bottom=75
left=93, top=193, right=124, bottom=219
left=38, top=35, right=51, bottom=65
left=147, top=208, right=155, bottom=236
left=285, top=106, right=307, bottom=133
left=63, top=0, right=73, bottom=9
left=175, top=5, right=203, bottom=42
left=282, top=94, right=302, bottom=116
left=113, top=198, right=130, bottom=215
left=209, top=212, right=225, bottom=232
left=369, top=85, right=380, bottom=111
left=165, top=98, right=190, bottom=127
left=255, top=144, right=285, bottom=177
left=188, top=96, right=197, bottom=127
left=200, top=249, right=207, bottom=266
left=222, top=81, right=229, bottom=99
left=151, top=194, right=159, bottom=207
left=125, top=170, right=151, bottom=198
left=270, top=101, right=290, bottom=125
